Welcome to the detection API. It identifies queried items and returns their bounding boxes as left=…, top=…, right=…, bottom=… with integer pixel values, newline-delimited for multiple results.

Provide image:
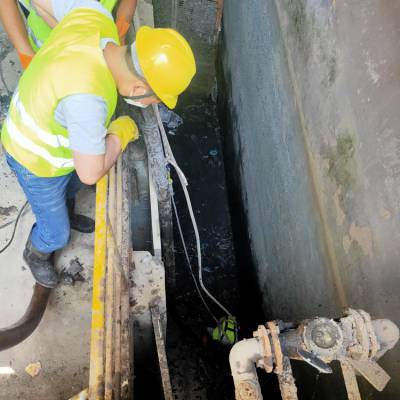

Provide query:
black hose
left=0, top=201, right=29, bottom=254
left=0, top=283, right=51, bottom=351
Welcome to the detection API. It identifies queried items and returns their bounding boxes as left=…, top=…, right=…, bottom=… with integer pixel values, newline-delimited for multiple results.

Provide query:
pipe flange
left=253, top=325, right=273, bottom=373
left=346, top=309, right=370, bottom=361
left=267, top=321, right=283, bottom=375
left=303, top=317, right=343, bottom=360
left=358, top=309, right=379, bottom=358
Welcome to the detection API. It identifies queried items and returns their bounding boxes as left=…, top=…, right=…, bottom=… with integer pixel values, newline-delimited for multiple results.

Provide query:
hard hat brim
left=136, top=26, right=185, bottom=110
left=136, top=27, right=178, bottom=109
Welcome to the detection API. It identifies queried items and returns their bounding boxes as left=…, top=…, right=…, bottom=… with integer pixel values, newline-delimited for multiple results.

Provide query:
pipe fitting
left=372, top=319, right=400, bottom=360
left=229, top=338, right=264, bottom=400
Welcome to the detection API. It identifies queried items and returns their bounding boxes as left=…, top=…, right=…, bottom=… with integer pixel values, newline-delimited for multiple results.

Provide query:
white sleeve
left=54, top=94, right=109, bottom=155
left=51, top=0, right=113, bottom=22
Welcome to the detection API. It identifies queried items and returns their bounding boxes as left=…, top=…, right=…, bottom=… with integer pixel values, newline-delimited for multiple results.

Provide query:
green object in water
left=212, top=316, right=238, bottom=345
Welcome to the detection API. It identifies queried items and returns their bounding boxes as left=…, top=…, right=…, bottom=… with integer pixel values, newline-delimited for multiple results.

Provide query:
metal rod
left=341, top=361, right=362, bottom=400
left=120, top=149, right=133, bottom=398
left=104, top=167, right=116, bottom=400
left=151, top=306, right=174, bottom=400
left=113, top=157, right=123, bottom=400
left=89, top=175, right=108, bottom=399
left=277, top=357, right=298, bottom=400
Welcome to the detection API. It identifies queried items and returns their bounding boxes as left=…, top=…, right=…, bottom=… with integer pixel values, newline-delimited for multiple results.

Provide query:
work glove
left=18, top=52, right=33, bottom=70
left=108, top=116, right=139, bottom=151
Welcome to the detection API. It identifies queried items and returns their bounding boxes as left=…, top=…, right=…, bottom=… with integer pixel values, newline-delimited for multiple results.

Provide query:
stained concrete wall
left=219, top=1, right=400, bottom=398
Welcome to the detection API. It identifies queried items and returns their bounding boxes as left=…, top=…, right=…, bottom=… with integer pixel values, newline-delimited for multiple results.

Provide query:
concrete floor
left=0, top=25, right=94, bottom=400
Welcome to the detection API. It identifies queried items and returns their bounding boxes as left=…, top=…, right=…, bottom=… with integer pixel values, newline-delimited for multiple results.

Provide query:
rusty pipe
left=0, top=283, right=51, bottom=351
left=229, top=338, right=264, bottom=400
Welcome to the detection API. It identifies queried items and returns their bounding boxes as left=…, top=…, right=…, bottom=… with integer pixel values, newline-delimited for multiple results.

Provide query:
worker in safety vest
left=0, top=0, right=136, bottom=69
left=0, top=0, right=196, bottom=288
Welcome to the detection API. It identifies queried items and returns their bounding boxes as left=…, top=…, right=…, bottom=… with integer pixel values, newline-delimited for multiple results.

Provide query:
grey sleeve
left=52, top=0, right=113, bottom=22
left=54, top=94, right=109, bottom=155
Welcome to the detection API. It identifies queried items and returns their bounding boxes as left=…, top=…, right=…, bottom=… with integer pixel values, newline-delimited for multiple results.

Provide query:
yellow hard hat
left=136, top=26, right=196, bottom=109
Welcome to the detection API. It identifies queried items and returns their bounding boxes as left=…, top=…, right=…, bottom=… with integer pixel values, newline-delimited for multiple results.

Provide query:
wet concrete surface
left=0, top=23, right=94, bottom=400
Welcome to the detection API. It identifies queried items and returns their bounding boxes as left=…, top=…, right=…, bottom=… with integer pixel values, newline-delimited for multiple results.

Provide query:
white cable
left=153, top=105, right=233, bottom=318
left=172, top=195, right=218, bottom=322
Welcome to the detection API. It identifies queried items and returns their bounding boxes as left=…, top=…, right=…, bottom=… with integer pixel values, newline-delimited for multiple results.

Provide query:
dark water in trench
left=131, top=82, right=281, bottom=398
left=163, top=88, right=284, bottom=398
left=132, top=91, right=241, bottom=399
left=167, top=92, right=239, bottom=399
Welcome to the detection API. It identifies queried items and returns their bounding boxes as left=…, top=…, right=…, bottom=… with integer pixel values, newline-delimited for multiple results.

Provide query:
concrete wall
left=153, top=0, right=217, bottom=94
left=219, top=1, right=400, bottom=398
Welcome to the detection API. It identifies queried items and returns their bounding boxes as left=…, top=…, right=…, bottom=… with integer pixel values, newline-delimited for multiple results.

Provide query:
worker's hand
left=116, top=15, right=130, bottom=45
left=108, top=116, right=139, bottom=151
left=18, top=52, right=33, bottom=70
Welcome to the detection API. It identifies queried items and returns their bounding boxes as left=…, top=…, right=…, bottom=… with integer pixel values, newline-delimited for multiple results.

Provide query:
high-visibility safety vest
left=1, top=8, right=119, bottom=177
left=19, top=0, right=119, bottom=51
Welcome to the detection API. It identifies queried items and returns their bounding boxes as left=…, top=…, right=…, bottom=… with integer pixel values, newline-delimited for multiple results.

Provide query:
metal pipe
left=113, top=156, right=123, bottom=400
left=229, top=338, right=263, bottom=400
left=0, top=283, right=51, bottom=351
left=88, top=175, right=108, bottom=399
left=372, top=319, right=400, bottom=360
left=120, top=146, right=134, bottom=399
left=230, top=314, right=399, bottom=400
left=104, top=167, right=116, bottom=400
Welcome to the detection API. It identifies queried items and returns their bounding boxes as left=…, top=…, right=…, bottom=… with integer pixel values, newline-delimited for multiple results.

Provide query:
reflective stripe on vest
left=5, top=116, right=74, bottom=170
left=4, top=89, right=74, bottom=171
left=12, top=91, right=70, bottom=148
left=27, top=25, right=44, bottom=50
left=1, top=9, right=119, bottom=177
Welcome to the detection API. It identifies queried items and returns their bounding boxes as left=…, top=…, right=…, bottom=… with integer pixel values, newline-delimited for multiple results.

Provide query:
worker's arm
left=73, top=135, right=122, bottom=185
left=73, top=116, right=139, bottom=185
left=30, top=0, right=57, bottom=27
left=32, top=0, right=137, bottom=44
left=57, top=95, right=137, bottom=185
left=115, top=0, right=137, bottom=44
left=0, top=0, right=35, bottom=66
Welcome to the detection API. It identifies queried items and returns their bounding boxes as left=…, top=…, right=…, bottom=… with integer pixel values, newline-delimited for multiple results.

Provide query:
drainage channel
left=163, top=91, right=239, bottom=399
left=126, top=92, right=240, bottom=399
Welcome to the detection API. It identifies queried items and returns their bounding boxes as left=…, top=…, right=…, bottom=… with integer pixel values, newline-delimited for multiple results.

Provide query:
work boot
left=67, top=198, right=95, bottom=234
left=23, top=236, right=58, bottom=289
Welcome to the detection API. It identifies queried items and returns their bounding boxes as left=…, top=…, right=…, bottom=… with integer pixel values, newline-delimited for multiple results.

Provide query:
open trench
left=129, top=1, right=274, bottom=398
left=140, top=1, right=400, bottom=399
left=128, top=61, right=281, bottom=400
left=0, top=1, right=399, bottom=399
left=131, top=94, right=241, bottom=400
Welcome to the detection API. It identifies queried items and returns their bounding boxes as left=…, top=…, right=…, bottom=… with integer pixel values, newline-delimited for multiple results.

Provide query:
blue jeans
left=6, top=153, right=82, bottom=253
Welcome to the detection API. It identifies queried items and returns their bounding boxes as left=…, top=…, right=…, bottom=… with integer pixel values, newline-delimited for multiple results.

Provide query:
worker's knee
left=32, top=219, right=71, bottom=253
left=55, top=228, right=71, bottom=250
left=48, top=221, right=71, bottom=250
